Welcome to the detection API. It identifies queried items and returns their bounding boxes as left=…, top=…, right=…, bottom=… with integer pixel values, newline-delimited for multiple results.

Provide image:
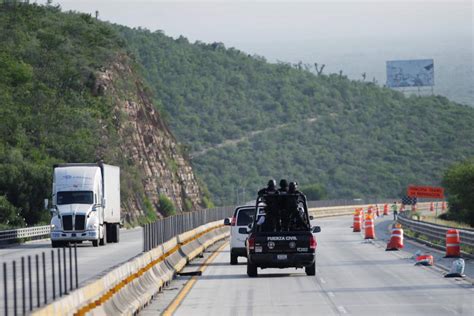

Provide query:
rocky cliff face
left=94, top=55, right=203, bottom=221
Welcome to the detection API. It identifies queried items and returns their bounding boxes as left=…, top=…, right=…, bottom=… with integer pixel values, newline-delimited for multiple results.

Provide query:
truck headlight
left=87, top=223, right=98, bottom=230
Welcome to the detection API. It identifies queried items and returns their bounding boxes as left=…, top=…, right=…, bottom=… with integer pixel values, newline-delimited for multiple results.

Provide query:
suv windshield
left=57, top=191, right=93, bottom=205
left=237, top=208, right=255, bottom=226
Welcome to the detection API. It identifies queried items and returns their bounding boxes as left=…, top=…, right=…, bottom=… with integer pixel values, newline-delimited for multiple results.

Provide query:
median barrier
left=31, top=221, right=228, bottom=316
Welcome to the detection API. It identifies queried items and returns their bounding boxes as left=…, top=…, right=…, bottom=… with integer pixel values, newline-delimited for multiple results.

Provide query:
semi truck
left=48, top=163, right=121, bottom=247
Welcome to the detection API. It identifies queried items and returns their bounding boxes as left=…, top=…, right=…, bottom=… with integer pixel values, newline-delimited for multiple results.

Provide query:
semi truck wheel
left=106, top=223, right=114, bottom=243
left=115, top=224, right=120, bottom=243
left=51, top=240, right=63, bottom=248
left=99, top=226, right=107, bottom=246
left=92, top=239, right=99, bottom=247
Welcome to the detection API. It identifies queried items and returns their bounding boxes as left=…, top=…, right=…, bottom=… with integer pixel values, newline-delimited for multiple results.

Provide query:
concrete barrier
left=31, top=221, right=228, bottom=316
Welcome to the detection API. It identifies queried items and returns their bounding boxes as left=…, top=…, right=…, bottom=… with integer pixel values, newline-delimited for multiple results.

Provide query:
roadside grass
left=403, top=227, right=473, bottom=255
left=419, top=215, right=472, bottom=230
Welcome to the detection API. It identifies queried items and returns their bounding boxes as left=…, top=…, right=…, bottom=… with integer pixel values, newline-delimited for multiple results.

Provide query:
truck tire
left=106, top=223, right=114, bottom=243
left=247, top=262, right=258, bottom=277
left=115, top=224, right=120, bottom=243
left=230, top=253, right=238, bottom=265
left=51, top=240, right=63, bottom=248
left=99, top=226, right=107, bottom=246
left=92, top=239, right=99, bottom=247
left=305, top=261, right=316, bottom=276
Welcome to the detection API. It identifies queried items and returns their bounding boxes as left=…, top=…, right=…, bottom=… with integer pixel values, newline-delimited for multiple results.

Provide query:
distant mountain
left=116, top=26, right=474, bottom=204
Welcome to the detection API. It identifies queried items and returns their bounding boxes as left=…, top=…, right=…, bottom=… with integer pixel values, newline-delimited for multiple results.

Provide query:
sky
left=39, top=0, right=473, bottom=105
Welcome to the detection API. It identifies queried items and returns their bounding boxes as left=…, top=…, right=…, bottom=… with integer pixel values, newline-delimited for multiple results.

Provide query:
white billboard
left=386, top=59, right=434, bottom=88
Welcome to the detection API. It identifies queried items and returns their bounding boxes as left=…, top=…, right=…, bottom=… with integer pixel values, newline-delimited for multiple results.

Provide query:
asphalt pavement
left=144, top=215, right=473, bottom=316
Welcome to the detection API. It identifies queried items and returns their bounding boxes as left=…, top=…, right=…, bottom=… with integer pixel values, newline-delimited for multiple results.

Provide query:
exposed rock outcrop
left=95, top=55, right=203, bottom=221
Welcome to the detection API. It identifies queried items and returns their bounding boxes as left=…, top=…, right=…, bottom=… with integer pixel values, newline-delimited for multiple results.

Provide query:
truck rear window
left=57, top=191, right=93, bottom=205
left=237, top=209, right=255, bottom=226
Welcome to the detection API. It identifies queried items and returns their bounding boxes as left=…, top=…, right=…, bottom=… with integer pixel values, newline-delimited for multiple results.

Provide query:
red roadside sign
left=407, top=186, right=444, bottom=199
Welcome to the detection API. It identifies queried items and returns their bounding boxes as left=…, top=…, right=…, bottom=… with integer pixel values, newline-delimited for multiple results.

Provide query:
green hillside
left=0, top=4, right=206, bottom=228
left=117, top=27, right=474, bottom=204
left=0, top=4, right=128, bottom=227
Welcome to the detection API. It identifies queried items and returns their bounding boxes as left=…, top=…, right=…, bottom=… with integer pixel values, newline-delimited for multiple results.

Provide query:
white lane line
left=319, top=277, right=327, bottom=284
left=337, top=306, right=347, bottom=314
left=327, top=291, right=335, bottom=298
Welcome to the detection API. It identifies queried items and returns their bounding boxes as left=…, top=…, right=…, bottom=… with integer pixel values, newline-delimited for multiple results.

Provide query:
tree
left=300, top=183, right=327, bottom=201
left=442, top=158, right=474, bottom=226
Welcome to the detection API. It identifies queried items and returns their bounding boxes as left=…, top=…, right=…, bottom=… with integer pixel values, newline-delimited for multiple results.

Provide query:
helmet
left=267, top=179, right=276, bottom=189
left=279, top=179, right=288, bottom=189
left=289, top=181, right=298, bottom=192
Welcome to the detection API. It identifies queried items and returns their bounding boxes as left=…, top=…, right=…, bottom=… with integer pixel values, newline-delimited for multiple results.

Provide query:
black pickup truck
left=244, top=193, right=321, bottom=277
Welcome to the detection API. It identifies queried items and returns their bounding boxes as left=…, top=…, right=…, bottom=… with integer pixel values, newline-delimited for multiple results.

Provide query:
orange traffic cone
left=364, top=214, right=375, bottom=239
left=386, top=224, right=404, bottom=250
left=445, top=229, right=461, bottom=258
left=353, top=210, right=362, bottom=232
left=376, top=205, right=380, bottom=217
left=383, top=204, right=389, bottom=216
left=430, top=202, right=434, bottom=212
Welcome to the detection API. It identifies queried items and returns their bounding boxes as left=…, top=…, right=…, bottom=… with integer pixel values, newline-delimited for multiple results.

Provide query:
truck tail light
left=231, top=216, right=236, bottom=226
left=248, top=234, right=256, bottom=250
left=310, top=235, right=317, bottom=250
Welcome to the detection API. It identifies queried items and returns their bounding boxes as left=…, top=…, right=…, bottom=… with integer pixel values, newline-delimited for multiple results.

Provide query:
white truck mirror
left=44, top=199, right=49, bottom=210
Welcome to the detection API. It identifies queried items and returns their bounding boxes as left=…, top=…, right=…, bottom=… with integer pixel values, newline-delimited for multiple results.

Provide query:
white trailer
left=49, top=162, right=121, bottom=247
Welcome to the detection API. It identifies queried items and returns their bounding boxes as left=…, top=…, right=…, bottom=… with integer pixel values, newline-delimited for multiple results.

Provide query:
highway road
left=0, top=228, right=143, bottom=314
left=147, top=215, right=473, bottom=315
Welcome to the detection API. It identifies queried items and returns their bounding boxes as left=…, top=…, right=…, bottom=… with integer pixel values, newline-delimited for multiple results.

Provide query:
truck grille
left=75, top=215, right=86, bottom=231
left=62, top=215, right=73, bottom=231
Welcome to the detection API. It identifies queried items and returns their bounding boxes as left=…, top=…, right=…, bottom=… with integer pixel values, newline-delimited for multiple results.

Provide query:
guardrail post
left=3, top=262, right=7, bottom=316
left=57, top=249, right=62, bottom=297
left=142, top=224, right=145, bottom=252
left=21, top=257, right=25, bottom=315
left=42, top=252, right=47, bottom=305
left=62, top=247, right=67, bottom=295
left=13, top=261, right=17, bottom=316
left=51, top=250, right=55, bottom=300
left=74, top=243, right=78, bottom=289
left=27, top=256, right=32, bottom=311
left=69, top=247, right=73, bottom=292
left=35, top=254, right=39, bottom=308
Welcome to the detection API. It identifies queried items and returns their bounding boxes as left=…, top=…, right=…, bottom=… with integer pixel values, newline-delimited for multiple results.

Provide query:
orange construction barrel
left=386, top=225, right=404, bottom=251
left=445, top=229, right=461, bottom=258
left=364, top=215, right=375, bottom=239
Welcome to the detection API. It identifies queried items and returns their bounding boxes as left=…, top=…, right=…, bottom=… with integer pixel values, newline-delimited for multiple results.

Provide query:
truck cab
left=245, top=192, right=320, bottom=277
left=49, top=163, right=120, bottom=247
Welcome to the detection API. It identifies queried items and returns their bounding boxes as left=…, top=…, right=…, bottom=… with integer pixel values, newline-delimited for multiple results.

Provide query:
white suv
left=224, top=206, right=258, bottom=265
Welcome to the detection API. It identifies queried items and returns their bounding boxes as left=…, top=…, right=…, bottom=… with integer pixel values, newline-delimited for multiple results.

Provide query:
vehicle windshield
left=237, top=208, right=255, bottom=226
left=57, top=191, right=93, bottom=205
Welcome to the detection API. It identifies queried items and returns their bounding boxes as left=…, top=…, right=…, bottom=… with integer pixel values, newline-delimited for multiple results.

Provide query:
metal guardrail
left=398, top=213, right=474, bottom=248
left=0, top=226, right=51, bottom=242
left=307, top=198, right=397, bottom=208
left=143, top=206, right=234, bottom=251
